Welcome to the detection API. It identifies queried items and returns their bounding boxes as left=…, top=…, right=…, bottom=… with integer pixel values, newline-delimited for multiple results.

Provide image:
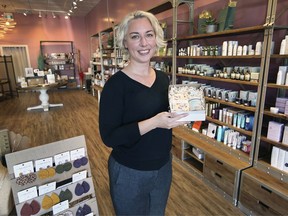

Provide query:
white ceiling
left=0, top=0, right=101, bottom=17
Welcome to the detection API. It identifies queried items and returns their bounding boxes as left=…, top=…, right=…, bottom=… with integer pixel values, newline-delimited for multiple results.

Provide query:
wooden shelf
left=205, top=97, right=257, bottom=112
left=176, top=73, right=259, bottom=86
left=173, top=126, right=250, bottom=167
left=184, top=149, right=204, bottom=164
left=263, top=110, right=288, bottom=120
left=267, top=83, right=288, bottom=89
left=176, top=55, right=262, bottom=59
left=183, top=158, right=203, bottom=174
left=260, top=136, right=288, bottom=151
left=177, top=25, right=265, bottom=41
left=206, top=116, right=253, bottom=137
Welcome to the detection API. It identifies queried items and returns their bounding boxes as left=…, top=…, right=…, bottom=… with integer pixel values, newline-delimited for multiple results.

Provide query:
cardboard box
left=169, top=84, right=206, bottom=121
left=267, top=121, right=284, bottom=142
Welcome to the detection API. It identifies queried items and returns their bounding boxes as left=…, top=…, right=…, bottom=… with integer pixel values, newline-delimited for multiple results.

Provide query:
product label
left=54, top=151, right=70, bottom=165
left=13, top=161, right=34, bottom=178
left=17, top=186, right=38, bottom=203
left=70, top=147, right=85, bottom=160
left=72, top=170, right=87, bottom=183
left=35, top=157, right=53, bottom=171
left=38, top=182, right=56, bottom=196
left=53, top=200, right=69, bottom=215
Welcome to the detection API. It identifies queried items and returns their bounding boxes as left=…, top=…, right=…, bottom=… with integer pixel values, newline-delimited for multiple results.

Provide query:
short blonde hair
left=116, top=10, right=166, bottom=51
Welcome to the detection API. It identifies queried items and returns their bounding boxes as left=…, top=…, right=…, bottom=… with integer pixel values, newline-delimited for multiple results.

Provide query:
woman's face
left=124, top=17, right=157, bottom=64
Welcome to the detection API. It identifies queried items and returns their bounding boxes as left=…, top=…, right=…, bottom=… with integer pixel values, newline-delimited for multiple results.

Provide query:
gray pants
left=108, top=155, right=172, bottom=216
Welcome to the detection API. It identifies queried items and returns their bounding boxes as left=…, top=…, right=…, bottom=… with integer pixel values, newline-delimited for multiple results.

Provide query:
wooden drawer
left=240, top=171, right=288, bottom=215
left=203, top=166, right=234, bottom=197
left=240, top=190, right=282, bottom=215
left=204, top=154, right=236, bottom=185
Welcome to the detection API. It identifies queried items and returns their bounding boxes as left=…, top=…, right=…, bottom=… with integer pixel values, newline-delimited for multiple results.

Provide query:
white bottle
left=255, top=41, right=262, bottom=55
left=222, top=41, right=228, bottom=56
left=280, top=39, right=286, bottom=55
left=285, top=72, right=288, bottom=85
left=276, top=70, right=283, bottom=85
left=237, top=46, right=243, bottom=56
left=228, top=41, right=233, bottom=56
left=242, top=45, right=248, bottom=55
left=232, top=41, right=238, bottom=56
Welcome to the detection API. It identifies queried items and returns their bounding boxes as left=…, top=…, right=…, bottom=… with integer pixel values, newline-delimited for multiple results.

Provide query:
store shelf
left=177, top=25, right=266, bottom=41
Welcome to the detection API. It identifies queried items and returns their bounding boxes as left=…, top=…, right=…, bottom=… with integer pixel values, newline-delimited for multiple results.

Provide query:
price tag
left=17, top=186, right=38, bottom=203
left=54, top=151, right=70, bottom=165
left=53, top=200, right=69, bottom=215
left=72, top=170, right=87, bottom=183
left=35, top=157, right=53, bottom=172
left=13, top=161, right=34, bottom=178
left=38, top=182, right=56, bottom=196
left=70, top=148, right=85, bottom=160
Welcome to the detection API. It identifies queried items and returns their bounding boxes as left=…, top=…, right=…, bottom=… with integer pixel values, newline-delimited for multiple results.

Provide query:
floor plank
left=0, top=89, right=244, bottom=215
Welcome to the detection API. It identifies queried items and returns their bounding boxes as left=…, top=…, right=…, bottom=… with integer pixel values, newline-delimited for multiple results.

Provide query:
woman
left=99, top=10, right=188, bottom=215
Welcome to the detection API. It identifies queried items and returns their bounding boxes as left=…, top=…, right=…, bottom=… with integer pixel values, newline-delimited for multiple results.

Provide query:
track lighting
left=73, top=1, right=77, bottom=5
left=23, top=11, right=28, bottom=16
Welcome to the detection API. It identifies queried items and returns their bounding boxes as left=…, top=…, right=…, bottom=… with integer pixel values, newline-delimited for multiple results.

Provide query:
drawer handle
left=260, top=185, right=272, bottom=193
left=216, top=160, right=223, bottom=165
left=215, top=172, right=222, bottom=178
left=258, top=201, right=269, bottom=209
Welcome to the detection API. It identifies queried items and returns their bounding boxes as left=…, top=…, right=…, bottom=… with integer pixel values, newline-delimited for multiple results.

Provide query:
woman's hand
left=154, top=112, right=190, bottom=129
left=138, top=112, right=190, bottom=135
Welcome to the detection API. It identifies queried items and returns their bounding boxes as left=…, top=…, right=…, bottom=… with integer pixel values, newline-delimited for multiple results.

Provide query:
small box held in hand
left=169, top=83, right=206, bottom=121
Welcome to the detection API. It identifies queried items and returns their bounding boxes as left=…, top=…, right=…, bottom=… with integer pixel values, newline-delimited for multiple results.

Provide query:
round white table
left=20, top=82, right=66, bottom=112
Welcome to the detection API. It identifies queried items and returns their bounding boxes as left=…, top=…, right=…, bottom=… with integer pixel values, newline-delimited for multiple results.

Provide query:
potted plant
left=204, top=17, right=218, bottom=33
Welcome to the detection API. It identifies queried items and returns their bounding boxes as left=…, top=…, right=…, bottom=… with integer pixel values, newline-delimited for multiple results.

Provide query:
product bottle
left=222, top=41, right=228, bottom=56
left=244, top=69, right=251, bottom=81
left=285, top=72, right=288, bottom=86
left=228, top=41, right=233, bottom=56
left=237, top=46, right=243, bottom=56
left=255, top=41, right=262, bottom=55
left=280, top=39, right=286, bottom=55
left=276, top=70, right=283, bottom=85
left=217, top=126, right=223, bottom=142
left=242, top=45, right=248, bottom=55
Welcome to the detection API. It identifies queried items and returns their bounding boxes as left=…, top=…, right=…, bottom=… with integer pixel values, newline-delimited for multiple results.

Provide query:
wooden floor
left=0, top=89, right=244, bottom=216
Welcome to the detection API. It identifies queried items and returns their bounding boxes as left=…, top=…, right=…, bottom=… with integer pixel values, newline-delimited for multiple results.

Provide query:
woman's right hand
left=154, top=112, right=190, bottom=129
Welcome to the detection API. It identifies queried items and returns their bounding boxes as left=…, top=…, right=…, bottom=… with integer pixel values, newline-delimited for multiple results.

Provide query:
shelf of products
left=40, top=41, right=76, bottom=88
left=251, top=0, right=288, bottom=182
left=0, top=55, right=17, bottom=99
left=170, top=0, right=288, bottom=210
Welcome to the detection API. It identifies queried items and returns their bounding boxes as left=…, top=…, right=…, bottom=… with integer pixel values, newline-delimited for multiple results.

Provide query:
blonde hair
left=116, top=10, right=166, bottom=51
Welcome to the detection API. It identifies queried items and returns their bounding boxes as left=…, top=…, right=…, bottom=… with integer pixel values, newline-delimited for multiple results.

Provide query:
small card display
left=70, top=147, right=85, bottom=160
left=13, top=161, right=34, bottom=178
left=35, top=157, right=53, bottom=172
left=17, top=186, right=38, bottom=203
left=54, top=151, right=71, bottom=165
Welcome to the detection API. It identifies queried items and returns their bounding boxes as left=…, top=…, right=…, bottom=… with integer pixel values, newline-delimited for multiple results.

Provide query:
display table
left=19, top=82, right=67, bottom=112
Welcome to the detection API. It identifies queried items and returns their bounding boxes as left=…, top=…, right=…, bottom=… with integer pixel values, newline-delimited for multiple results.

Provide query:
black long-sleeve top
left=99, top=70, right=172, bottom=171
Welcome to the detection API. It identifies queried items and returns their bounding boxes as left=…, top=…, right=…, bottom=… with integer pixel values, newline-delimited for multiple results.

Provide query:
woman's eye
left=147, top=33, right=154, bottom=38
left=131, top=35, right=140, bottom=40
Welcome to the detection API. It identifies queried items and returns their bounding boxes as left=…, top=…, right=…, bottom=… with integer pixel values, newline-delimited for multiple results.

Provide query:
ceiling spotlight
left=23, top=11, right=28, bottom=16
left=65, top=15, right=69, bottom=19
left=79, top=0, right=83, bottom=1
left=52, top=12, right=56, bottom=18
left=39, top=11, right=42, bottom=18
left=73, top=5, right=77, bottom=9
left=69, top=9, right=73, bottom=13
left=67, top=13, right=71, bottom=16
left=73, top=1, right=77, bottom=5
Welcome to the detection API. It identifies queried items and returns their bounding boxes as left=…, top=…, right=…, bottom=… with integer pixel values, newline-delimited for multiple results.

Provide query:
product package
left=169, top=83, right=206, bottom=121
